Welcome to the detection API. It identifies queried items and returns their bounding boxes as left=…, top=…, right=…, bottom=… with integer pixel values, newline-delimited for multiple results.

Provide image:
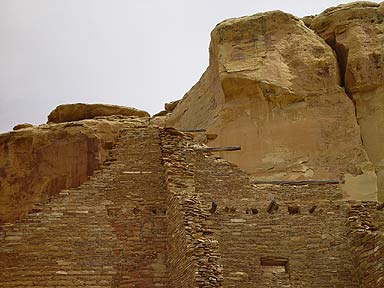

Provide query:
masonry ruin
left=1, top=1, right=384, bottom=287
left=0, top=119, right=383, bottom=287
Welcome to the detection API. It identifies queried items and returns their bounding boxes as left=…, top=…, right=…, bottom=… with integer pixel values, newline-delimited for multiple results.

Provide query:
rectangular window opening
left=260, top=257, right=289, bottom=274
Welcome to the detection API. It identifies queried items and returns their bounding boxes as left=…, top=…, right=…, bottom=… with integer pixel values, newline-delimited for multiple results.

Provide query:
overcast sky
left=0, top=0, right=380, bottom=132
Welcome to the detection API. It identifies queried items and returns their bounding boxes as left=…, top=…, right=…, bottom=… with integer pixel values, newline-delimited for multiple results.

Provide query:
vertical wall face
left=194, top=154, right=360, bottom=287
left=161, top=130, right=197, bottom=287
left=160, top=128, right=223, bottom=288
left=165, top=189, right=196, bottom=287
left=347, top=203, right=384, bottom=288
left=310, top=2, right=384, bottom=201
left=105, top=127, right=169, bottom=287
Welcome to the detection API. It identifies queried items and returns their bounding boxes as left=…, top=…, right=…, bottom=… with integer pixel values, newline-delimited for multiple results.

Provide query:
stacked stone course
left=194, top=153, right=360, bottom=287
left=160, top=128, right=223, bottom=287
left=347, top=202, right=384, bottom=287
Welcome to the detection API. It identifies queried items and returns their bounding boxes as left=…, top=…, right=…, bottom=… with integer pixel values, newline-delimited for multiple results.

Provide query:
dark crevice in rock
left=323, top=34, right=364, bottom=146
left=324, top=36, right=348, bottom=90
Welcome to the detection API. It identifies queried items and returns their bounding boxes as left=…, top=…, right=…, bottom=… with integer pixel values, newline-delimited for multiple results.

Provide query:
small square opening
left=288, top=205, right=300, bottom=215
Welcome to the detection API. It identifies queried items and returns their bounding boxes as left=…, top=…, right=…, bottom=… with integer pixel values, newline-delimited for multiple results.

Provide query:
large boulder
left=309, top=2, right=384, bottom=201
left=166, top=10, right=376, bottom=200
left=47, top=103, right=149, bottom=123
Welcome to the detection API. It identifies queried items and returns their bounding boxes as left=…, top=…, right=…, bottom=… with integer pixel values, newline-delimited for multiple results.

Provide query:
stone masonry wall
left=1, top=123, right=384, bottom=287
left=0, top=124, right=169, bottom=287
left=105, top=126, right=169, bottom=287
left=194, top=153, right=360, bottom=287
left=160, top=128, right=223, bottom=287
left=347, top=202, right=384, bottom=287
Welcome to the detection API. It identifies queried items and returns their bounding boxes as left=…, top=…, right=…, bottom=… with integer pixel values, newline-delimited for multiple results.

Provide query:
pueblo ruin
left=1, top=2, right=384, bottom=287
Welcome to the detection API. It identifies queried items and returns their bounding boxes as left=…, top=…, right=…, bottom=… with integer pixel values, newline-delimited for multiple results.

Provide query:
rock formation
left=12, top=123, right=34, bottom=131
left=164, top=3, right=384, bottom=201
left=309, top=1, right=384, bottom=201
left=48, top=103, right=149, bottom=123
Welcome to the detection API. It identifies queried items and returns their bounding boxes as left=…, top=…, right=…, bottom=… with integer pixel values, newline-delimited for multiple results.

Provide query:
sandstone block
left=47, top=103, right=149, bottom=123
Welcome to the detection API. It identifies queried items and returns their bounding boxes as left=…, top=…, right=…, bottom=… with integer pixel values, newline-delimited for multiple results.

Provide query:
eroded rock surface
left=0, top=116, right=148, bottom=224
left=48, top=103, right=149, bottom=123
left=166, top=10, right=375, bottom=200
left=310, top=1, right=384, bottom=200
left=12, top=123, right=34, bottom=131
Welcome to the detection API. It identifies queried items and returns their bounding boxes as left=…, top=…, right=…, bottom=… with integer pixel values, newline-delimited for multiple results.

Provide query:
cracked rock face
left=310, top=1, right=384, bottom=201
left=166, top=7, right=380, bottom=201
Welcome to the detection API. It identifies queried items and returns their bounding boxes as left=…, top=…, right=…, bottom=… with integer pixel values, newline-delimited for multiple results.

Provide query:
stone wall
left=347, top=202, right=384, bottom=287
left=104, top=126, right=169, bottom=287
left=0, top=124, right=169, bottom=287
left=194, top=153, right=360, bottom=287
left=1, top=123, right=383, bottom=287
left=160, top=128, right=222, bottom=287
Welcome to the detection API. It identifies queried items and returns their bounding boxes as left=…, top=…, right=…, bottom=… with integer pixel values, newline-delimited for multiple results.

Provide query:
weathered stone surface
left=47, top=103, right=149, bottom=123
left=153, top=110, right=169, bottom=117
left=0, top=116, right=148, bottom=224
left=166, top=10, right=373, bottom=200
left=164, top=100, right=180, bottom=112
left=310, top=1, right=384, bottom=201
left=12, top=123, right=34, bottom=130
left=346, top=202, right=384, bottom=287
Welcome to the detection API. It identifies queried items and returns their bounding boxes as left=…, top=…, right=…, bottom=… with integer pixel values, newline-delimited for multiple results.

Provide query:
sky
left=0, top=0, right=381, bottom=133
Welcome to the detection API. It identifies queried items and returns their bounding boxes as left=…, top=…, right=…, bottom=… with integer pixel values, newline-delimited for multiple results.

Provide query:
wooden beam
left=251, top=179, right=340, bottom=185
left=197, top=146, right=241, bottom=152
left=178, top=128, right=207, bottom=132
left=267, top=199, right=279, bottom=213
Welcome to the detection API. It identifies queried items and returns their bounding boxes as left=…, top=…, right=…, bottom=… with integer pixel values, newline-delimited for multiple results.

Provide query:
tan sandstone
left=12, top=123, right=34, bottom=130
left=47, top=103, right=149, bottom=123
left=310, top=1, right=384, bottom=201
left=165, top=10, right=375, bottom=200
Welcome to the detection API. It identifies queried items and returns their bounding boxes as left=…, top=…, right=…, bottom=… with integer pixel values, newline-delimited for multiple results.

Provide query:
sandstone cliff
left=309, top=1, right=384, bottom=201
left=164, top=3, right=384, bottom=201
